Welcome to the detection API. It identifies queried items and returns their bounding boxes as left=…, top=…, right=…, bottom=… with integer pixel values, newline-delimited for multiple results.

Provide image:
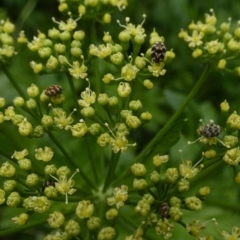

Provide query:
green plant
left=0, top=1, right=240, bottom=240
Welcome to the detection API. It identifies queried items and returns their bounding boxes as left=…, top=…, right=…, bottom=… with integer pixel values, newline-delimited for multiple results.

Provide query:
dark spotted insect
left=45, top=85, right=62, bottom=97
left=151, top=42, right=167, bottom=63
left=199, top=123, right=221, bottom=138
left=159, top=202, right=170, bottom=219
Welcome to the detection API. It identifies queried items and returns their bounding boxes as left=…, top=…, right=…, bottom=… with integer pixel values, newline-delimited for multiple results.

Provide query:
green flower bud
left=27, top=84, right=39, bottom=98
left=58, top=55, right=69, bottom=66
left=198, top=186, right=210, bottom=196
left=48, top=28, right=60, bottom=39
left=223, top=135, right=238, bottom=148
left=44, top=186, right=58, bottom=198
left=12, top=213, right=29, bottom=225
left=228, top=39, right=240, bottom=51
left=234, top=27, right=240, bottom=38
left=65, top=219, right=81, bottom=236
left=150, top=170, right=161, bottom=183
left=220, top=22, right=230, bottom=32
left=30, top=61, right=43, bottom=74
left=169, top=207, right=183, bottom=221
left=13, top=97, right=25, bottom=107
left=60, top=31, right=71, bottom=41
left=23, top=196, right=51, bottom=213
left=7, top=192, right=21, bottom=207
left=31, top=125, right=44, bottom=138
left=51, top=94, right=65, bottom=104
left=76, top=200, right=94, bottom=219
left=131, top=163, right=146, bottom=177
left=153, top=154, right=169, bottom=167
left=97, top=133, right=111, bottom=147
left=71, top=122, right=88, bottom=137
left=203, top=149, right=216, bottom=159
left=103, top=13, right=111, bottom=24
left=71, top=40, right=81, bottom=48
left=143, top=79, right=154, bottom=89
left=40, top=91, right=50, bottom=102
left=38, top=47, right=52, bottom=58
left=217, top=59, right=227, bottom=69
left=1, top=33, right=14, bottom=45
left=78, top=4, right=86, bottom=15
left=46, top=55, right=58, bottom=70
left=80, top=106, right=95, bottom=118
left=73, top=30, right=85, bottom=41
left=54, top=43, right=66, bottom=53
left=87, top=216, right=101, bottom=231
left=41, top=115, right=54, bottom=127
left=120, top=110, right=132, bottom=119
left=177, top=178, right=189, bottom=192
left=26, top=98, right=37, bottom=109
left=70, top=47, right=82, bottom=57
left=118, top=82, right=131, bottom=97
left=35, top=146, right=54, bottom=162
left=18, top=158, right=32, bottom=171
left=129, top=100, right=142, bottom=111
left=0, top=97, right=6, bottom=108
left=0, top=162, right=15, bottom=177
left=44, top=164, right=57, bottom=175
left=4, top=106, right=15, bottom=120
left=134, top=56, right=146, bottom=69
left=126, top=115, right=141, bottom=129
left=108, top=96, right=118, bottom=107
left=2, top=19, right=15, bottom=33
left=119, top=30, right=131, bottom=43
left=48, top=211, right=65, bottom=228
left=170, top=196, right=182, bottom=208
left=220, top=100, right=230, bottom=112
left=223, top=148, right=240, bottom=166
left=184, top=196, right=202, bottom=211
left=58, top=2, right=68, bottom=12
left=235, top=172, right=240, bottom=184
left=26, top=173, right=39, bottom=186
left=98, top=93, right=109, bottom=105
left=135, top=199, right=151, bottom=216
left=165, top=168, right=179, bottom=183
left=98, top=227, right=116, bottom=240
left=11, top=114, right=24, bottom=125
left=192, top=48, right=202, bottom=58
left=110, top=52, right=124, bottom=65
left=43, top=39, right=53, bottom=47
left=227, top=112, right=240, bottom=130
left=89, top=123, right=101, bottom=135
left=112, top=44, right=123, bottom=54
left=141, top=111, right=152, bottom=121
left=133, top=178, right=147, bottom=190
left=0, top=189, right=5, bottom=204
left=3, top=180, right=17, bottom=192
left=106, top=208, right=118, bottom=220
left=102, top=73, right=114, bottom=84
left=56, top=165, right=71, bottom=177
left=134, top=34, right=145, bottom=45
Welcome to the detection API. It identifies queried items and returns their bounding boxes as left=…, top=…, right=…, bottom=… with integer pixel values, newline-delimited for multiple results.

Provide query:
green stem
left=113, top=63, right=211, bottom=186
left=103, top=151, right=121, bottom=191
left=1, top=65, right=26, bottom=99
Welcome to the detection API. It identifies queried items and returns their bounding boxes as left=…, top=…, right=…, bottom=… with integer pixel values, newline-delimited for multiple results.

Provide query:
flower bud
left=150, top=171, right=161, bottom=183
left=3, top=180, right=17, bottom=192
left=80, top=106, right=95, bottom=118
left=71, top=122, right=88, bottom=137
left=170, top=196, right=182, bottom=208
left=98, top=227, right=116, bottom=240
left=118, top=30, right=131, bottom=42
left=46, top=55, right=58, bottom=70
left=198, top=186, right=210, bottom=196
left=153, top=154, right=169, bottom=167
left=141, top=111, right=152, bottom=121
left=133, top=178, right=147, bottom=190
left=98, top=93, right=109, bottom=105
left=60, top=31, right=71, bottom=41
left=177, top=178, right=189, bottom=192
left=169, top=207, right=183, bottom=221
left=12, top=213, right=29, bottom=225
left=18, top=119, right=32, bottom=136
left=185, top=196, right=202, bottom=211
left=65, top=219, right=81, bottom=236
left=97, top=133, right=111, bottom=147
left=7, top=191, right=21, bottom=207
left=87, top=216, right=101, bottom=230
left=121, top=63, right=139, bottom=81
left=88, top=123, right=101, bottom=135
left=18, top=158, right=32, bottom=170
left=203, top=150, right=216, bottom=159
left=13, top=97, right=25, bottom=107
left=106, top=208, right=118, bottom=220
left=11, top=114, right=24, bottom=125
left=129, top=100, right=142, bottom=111
left=131, top=163, right=146, bottom=177
left=0, top=189, right=5, bottom=204
left=44, top=164, right=57, bottom=175
left=0, top=162, right=15, bottom=177
left=48, top=28, right=60, bottom=39
left=73, top=30, right=85, bottom=40
left=220, top=100, right=230, bottom=112
left=103, top=13, right=111, bottom=24
left=0, top=97, right=6, bottom=108
left=217, top=59, right=227, bottom=69
left=23, top=196, right=51, bottom=213
left=135, top=56, right=146, bottom=69
left=108, top=96, right=118, bottom=107
left=143, top=79, right=154, bottom=89
left=165, top=168, right=179, bottom=183
left=26, top=98, right=37, bottom=109
left=102, top=73, right=114, bottom=84
left=223, top=148, right=240, bottom=166
left=223, top=135, right=238, bottom=148
left=35, top=146, right=54, bottom=162
left=48, top=211, right=65, bottom=228
left=41, top=115, right=54, bottom=127
left=40, top=91, right=50, bottom=102
left=126, top=115, right=141, bottom=129
left=192, top=48, right=202, bottom=58
left=76, top=200, right=94, bottom=219
left=110, top=52, right=123, bottom=65
left=118, top=82, right=131, bottom=97
left=70, top=47, right=82, bottom=57
left=227, top=112, right=240, bottom=130
left=26, top=173, right=39, bottom=186
left=27, top=84, right=39, bottom=98
left=38, top=47, right=52, bottom=58
left=51, top=94, right=65, bottom=104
